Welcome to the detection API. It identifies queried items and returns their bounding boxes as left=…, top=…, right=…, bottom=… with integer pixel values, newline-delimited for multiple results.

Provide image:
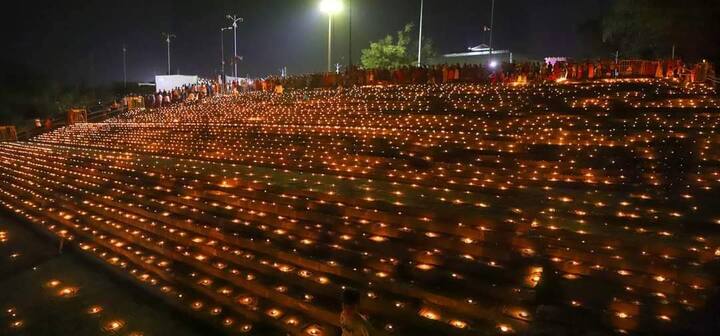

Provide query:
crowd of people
left=142, top=59, right=713, bottom=107
left=246, top=59, right=696, bottom=91
left=144, top=80, right=226, bottom=108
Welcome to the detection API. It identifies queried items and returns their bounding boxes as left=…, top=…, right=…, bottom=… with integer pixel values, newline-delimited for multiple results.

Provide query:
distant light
left=319, top=0, right=343, bottom=14
left=489, top=60, right=498, bottom=68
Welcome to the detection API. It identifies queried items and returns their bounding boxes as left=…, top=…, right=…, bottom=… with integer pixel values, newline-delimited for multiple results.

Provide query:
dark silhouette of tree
left=602, top=0, right=720, bottom=63
left=1, top=63, right=147, bottom=125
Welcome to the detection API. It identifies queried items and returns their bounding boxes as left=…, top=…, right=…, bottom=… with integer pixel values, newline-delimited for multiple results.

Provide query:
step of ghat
left=0, top=156, right=708, bottom=334
left=33, top=120, right=720, bottom=191
left=3, top=80, right=720, bottom=334
left=3, top=143, right=529, bottom=268
left=2, top=142, right=716, bottom=320
left=8, top=141, right=716, bottom=265
left=5, top=140, right=716, bottom=288
left=0, top=142, right=531, bottom=334
left=32, top=124, right=720, bottom=214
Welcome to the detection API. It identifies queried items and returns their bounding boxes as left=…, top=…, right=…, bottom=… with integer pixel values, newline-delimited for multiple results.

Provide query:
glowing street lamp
left=319, top=0, right=343, bottom=73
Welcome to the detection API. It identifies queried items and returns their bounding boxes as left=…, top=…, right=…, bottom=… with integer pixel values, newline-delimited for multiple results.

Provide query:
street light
left=226, top=15, right=244, bottom=78
left=319, top=0, right=343, bottom=73
left=161, top=32, right=176, bottom=75
left=488, top=0, right=495, bottom=57
left=122, top=44, right=127, bottom=88
left=417, top=0, right=424, bottom=67
left=483, top=0, right=497, bottom=67
left=348, top=0, right=353, bottom=68
left=220, top=27, right=232, bottom=78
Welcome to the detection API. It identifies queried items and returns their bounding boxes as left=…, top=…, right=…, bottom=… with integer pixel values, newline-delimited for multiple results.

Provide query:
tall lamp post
left=220, top=27, right=232, bottom=77
left=417, top=0, right=424, bottom=66
left=488, top=0, right=495, bottom=57
left=122, top=44, right=127, bottom=88
left=348, top=0, right=353, bottom=68
left=319, top=0, right=343, bottom=73
left=226, top=15, right=244, bottom=78
left=161, top=32, right=175, bottom=75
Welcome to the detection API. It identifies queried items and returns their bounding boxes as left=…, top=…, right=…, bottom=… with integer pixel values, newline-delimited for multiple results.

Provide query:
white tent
left=155, top=75, right=198, bottom=92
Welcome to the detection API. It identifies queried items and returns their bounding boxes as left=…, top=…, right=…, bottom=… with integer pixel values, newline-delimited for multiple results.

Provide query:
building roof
left=443, top=49, right=511, bottom=58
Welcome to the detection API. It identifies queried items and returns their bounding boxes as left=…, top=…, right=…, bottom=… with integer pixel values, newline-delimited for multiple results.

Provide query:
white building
left=439, top=44, right=514, bottom=65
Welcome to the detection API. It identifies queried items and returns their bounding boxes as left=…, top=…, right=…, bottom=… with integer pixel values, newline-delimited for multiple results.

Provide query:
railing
left=86, top=105, right=128, bottom=123
left=707, top=74, right=719, bottom=87
left=14, top=105, right=128, bottom=141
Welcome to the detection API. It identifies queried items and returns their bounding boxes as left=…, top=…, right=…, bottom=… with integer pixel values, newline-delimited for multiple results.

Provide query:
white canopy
left=155, top=75, right=198, bottom=93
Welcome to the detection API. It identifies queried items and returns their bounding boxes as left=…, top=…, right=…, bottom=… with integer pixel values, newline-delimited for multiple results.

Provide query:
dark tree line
left=0, top=63, right=146, bottom=125
left=600, top=0, right=720, bottom=63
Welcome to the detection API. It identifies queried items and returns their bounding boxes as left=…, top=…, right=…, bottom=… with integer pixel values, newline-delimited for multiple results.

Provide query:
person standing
left=340, top=288, right=373, bottom=336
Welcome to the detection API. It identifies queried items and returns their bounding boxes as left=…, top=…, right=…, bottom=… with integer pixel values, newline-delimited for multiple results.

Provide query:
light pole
left=122, top=44, right=127, bottom=88
left=417, top=0, right=424, bottom=67
left=671, top=44, right=676, bottom=60
left=488, top=0, right=495, bottom=57
left=320, top=0, right=343, bottom=73
left=226, top=15, right=244, bottom=78
left=348, top=0, right=352, bottom=68
left=220, top=27, right=232, bottom=77
left=161, top=32, right=175, bottom=75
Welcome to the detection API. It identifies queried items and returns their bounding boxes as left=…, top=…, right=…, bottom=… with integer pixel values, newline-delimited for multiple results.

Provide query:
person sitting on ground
left=341, top=288, right=374, bottom=336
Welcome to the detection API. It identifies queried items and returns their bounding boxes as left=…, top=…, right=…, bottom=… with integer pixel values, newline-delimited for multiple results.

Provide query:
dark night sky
left=0, top=0, right=611, bottom=84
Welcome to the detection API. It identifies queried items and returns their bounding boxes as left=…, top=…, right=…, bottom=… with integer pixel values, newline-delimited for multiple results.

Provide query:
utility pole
left=348, top=0, right=353, bottom=68
left=417, top=0, right=424, bottom=66
left=220, top=29, right=224, bottom=77
left=319, top=0, right=342, bottom=73
left=161, top=32, right=175, bottom=75
left=226, top=15, right=244, bottom=78
left=220, top=27, right=232, bottom=77
left=122, top=44, right=127, bottom=88
left=328, top=15, right=333, bottom=72
left=671, top=44, right=676, bottom=60
left=488, top=0, right=495, bottom=57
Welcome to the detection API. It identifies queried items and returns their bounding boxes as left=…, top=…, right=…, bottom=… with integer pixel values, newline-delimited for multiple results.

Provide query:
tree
left=602, top=0, right=720, bottom=62
left=576, top=18, right=613, bottom=59
left=0, top=62, right=137, bottom=125
left=360, top=23, right=437, bottom=69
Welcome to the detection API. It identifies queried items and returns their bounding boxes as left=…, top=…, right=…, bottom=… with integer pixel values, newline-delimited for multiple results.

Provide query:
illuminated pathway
left=1, top=79, right=719, bottom=335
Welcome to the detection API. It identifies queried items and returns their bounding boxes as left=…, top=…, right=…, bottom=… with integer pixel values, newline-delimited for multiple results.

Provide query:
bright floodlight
left=489, top=60, right=498, bottom=68
left=319, top=0, right=343, bottom=14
